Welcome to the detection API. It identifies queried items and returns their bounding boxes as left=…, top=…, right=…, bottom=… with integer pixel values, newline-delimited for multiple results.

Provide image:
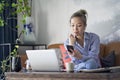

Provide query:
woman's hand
left=69, top=34, right=76, bottom=45
left=68, top=49, right=82, bottom=59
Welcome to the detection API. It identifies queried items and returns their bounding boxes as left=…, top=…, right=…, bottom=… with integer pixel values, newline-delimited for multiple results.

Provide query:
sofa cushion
left=100, top=50, right=115, bottom=67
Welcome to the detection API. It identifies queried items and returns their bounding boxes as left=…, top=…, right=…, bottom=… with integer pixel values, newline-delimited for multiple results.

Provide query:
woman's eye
left=71, top=25, right=74, bottom=27
left=78, top=25, right=82, bottom=27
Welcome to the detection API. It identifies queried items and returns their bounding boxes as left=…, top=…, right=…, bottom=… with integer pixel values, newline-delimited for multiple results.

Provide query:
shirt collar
left=84, top=32, right=90, bottom=40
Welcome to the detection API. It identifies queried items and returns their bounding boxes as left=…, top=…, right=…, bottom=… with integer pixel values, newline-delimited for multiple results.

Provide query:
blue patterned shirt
left=64, top=32, right=101, bottom=67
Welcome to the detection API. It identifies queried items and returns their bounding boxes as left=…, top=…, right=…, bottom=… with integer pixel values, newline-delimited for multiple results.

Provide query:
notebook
left=26, top=49, right=61, bottom=72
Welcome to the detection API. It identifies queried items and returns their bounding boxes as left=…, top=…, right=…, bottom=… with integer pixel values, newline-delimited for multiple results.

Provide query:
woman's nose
left=74, top=26, right=77, bottom=30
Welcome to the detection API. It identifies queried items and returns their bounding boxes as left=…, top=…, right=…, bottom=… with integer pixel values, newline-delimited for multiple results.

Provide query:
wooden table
left=5, top=72, right=120, bottom=80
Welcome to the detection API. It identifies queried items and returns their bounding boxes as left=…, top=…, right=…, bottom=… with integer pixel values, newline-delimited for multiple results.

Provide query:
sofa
left=20, top=41, right=120, bottom=69
left=47, top=41, right=120, bottom=67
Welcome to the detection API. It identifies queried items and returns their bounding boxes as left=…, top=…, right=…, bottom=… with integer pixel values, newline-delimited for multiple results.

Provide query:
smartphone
left=66, top=45, right=74, bottom=53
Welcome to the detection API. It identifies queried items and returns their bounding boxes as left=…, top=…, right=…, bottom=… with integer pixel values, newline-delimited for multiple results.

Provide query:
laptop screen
left=26, top=49, right=61, bottom=71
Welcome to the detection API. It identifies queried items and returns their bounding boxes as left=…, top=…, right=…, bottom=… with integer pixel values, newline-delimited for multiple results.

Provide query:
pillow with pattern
left=100, top=50, right=115, bottom=67
left=59, top=45, right=71, bottom=69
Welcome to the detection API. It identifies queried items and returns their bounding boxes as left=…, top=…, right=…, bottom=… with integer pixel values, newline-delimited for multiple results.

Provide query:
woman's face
left=70, top=17, right=86, bottom=36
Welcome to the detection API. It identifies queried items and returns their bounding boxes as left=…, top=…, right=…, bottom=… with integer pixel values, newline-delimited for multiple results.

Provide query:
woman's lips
left=74, top=32, right=79, bottom=34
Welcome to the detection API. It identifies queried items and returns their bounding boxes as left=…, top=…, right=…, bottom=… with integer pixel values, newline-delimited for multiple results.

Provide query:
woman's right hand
left=67, top=49, right=82, bottom=59
left=69, top=34, right=76, bottom=45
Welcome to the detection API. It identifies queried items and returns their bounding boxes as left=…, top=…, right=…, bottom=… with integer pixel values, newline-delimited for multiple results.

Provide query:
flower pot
left=11, top=56, right=22, bottom=72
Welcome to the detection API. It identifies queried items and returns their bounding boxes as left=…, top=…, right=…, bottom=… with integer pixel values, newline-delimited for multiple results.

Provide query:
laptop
left=26, top=49, right=61, bottom=72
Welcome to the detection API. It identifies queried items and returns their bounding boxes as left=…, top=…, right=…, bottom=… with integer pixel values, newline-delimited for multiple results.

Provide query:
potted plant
left=0, top=0, right=32, bottom=79
left=0, top=45, right=21, bottom=79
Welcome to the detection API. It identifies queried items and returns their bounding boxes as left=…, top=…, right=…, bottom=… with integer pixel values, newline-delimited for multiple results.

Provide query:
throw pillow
left=59, top=45, right=71, bottom=69
left=100, top=50, right=116, bottom=67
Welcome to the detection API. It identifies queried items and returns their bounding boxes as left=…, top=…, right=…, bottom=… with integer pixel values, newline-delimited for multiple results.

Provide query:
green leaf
left=22, top=30, right=25, bottom=33
left=21, top=19, right=26, bottom=24
left=18, top=0, right=23, bottom=3
left=16, top=25, right=20, bottom=28
left=12, top=3, right=17, bottom=7
left=13, top=49, right=16, bottom=53
left=5, top=3, right=9, bottom=7
left=2, top=60, right=6, bottom=63
left=10, top=52, right=14, bottom=55
left=0, top=3, right=4, bottom=13
left=15, top=45, right=19, bottom=48
left=0, top=18, right=4, bottom=26
left=12, top=11, right=17, bottom=15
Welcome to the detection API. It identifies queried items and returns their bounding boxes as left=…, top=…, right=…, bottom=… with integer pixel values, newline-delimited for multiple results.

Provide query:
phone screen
left=66, top=45, right=74, bottom=53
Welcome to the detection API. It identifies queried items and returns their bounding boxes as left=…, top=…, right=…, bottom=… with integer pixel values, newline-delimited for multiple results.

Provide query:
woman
left=64, top=9, right=101, bottom=72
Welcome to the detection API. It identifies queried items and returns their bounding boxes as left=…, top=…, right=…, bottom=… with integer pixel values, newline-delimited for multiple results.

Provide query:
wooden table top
left=5, top=72, right=120, bottom=79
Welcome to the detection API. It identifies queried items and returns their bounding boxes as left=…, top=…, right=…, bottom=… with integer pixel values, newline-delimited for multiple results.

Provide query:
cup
left=65, top=62, right=74, bottom=72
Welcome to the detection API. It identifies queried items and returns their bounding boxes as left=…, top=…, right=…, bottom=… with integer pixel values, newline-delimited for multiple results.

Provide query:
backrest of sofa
left=48, top=43, right=63, bottom=49
left=99, top=44, right=106, bottom=57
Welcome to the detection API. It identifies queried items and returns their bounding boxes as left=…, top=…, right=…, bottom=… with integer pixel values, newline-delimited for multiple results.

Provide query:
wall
left=31, top=0, right=120, bottom=45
